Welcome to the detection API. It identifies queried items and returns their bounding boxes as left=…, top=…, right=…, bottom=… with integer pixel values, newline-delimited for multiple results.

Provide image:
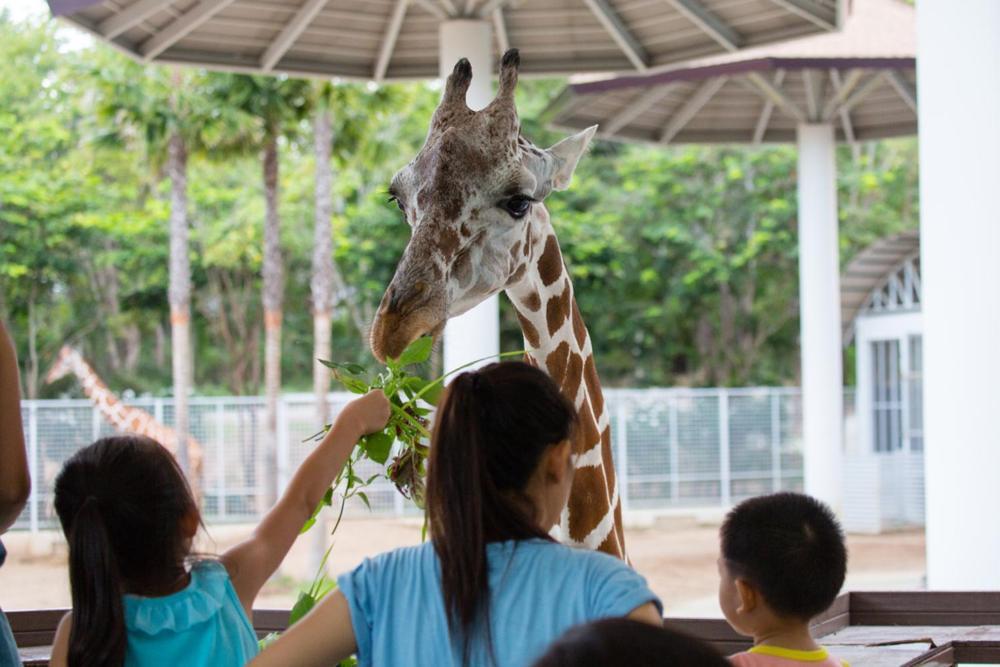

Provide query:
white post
left=918, top=0, right=1000, bottom=589
left=796, top=123, right=843, bottom=512
left=440, top=19, right=501, bottom=374
left=28, top=403, right=39, bottom=533
left=718, top=389, right=731, bottom=507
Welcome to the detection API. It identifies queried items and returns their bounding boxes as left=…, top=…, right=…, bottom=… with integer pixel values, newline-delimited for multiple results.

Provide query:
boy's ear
left=544, top=439, right=573, bottom=484
left=546, top=125, right=597, bottom=191
left=735, top=578, right=758, bottom=614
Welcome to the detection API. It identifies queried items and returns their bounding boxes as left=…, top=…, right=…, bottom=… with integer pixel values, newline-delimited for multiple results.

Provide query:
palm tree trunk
left=167, top=130, right=194, bottom=491
left=263, top=133, right=284, bottom=509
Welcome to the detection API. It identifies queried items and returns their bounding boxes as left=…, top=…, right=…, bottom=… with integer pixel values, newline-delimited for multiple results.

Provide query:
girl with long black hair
left=48, top=389, right=390, bottom=667
left=251, top=361, right=661, bottom=667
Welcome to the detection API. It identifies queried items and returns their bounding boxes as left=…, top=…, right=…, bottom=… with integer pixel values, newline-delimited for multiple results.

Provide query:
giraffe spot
left=515, top=307, right=541, bottom=349
left=538, top=235, right=563, bottom=287
left=584, top=356, right=605, bottom=420
left=460, top=223, right=471, bottom=237
left=572, top=301, right=588, bottom=349
left=567, top=465, right=609, bottom=543
left=507, top=263, right=527, bottom=286
left=546, top=341, right=570, bottom=383
left=523, top=290, right=542, bottom=312
left=509, top=240, right=522, bottom=260
left=578, top=398, right=601, bottom=453
left=453, top=251, right=474, bottom=289
left=439, top=227, right=461, bottom=259
left=546, top=281, right=571, bottom=337
left=564, top=353, right=583, bottom=404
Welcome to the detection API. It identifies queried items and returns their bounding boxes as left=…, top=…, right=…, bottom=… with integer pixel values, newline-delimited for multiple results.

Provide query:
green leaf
left=357, top=491, right=372, bottom=511
left=318, top=359, right=367, bottom=376
left=393, top=337, right=433, bottom=366
left=404, top=376, right=443, bottom=406
left=300, top=488, right=335, bottom=534
left=363, top=431, right=394, bottom=464
left=289, top=591, right=317, bottom=626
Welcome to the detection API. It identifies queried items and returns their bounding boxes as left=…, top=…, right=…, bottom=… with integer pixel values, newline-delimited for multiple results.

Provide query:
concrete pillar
left=796, top=123, right=843, bottom=512
left=439, top=19, right=501, bottom=374
left=918, top=0, right=1000, bottom=589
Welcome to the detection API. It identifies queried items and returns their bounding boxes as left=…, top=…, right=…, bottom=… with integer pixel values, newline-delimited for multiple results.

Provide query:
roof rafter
left=374, top=0, right=409, bottom=82
left=886, top=70, right=917, bottom=114
left=746, top=71, right=805, bottom=123
left=820, top=68, right=863, bottom=119
left=659, top=76, right=727, bottom=144
left=463, top=0, right=480, bottom=15
left=663, top=0, right=743, bottom=52
left=436, top=0, right=458, bottom=16
left=411, top=0, right=447, bottom=19
left=839, top=71, right=887, bottom=115
left=581, top=0, right=649, bottom=71
left=768, top=0, right=836, bottom=31
left=99, top=0, right=174, bottom=39
left=604, top=84, right=677, bottom=137
left=492, top=7, right=509, bottom=55
left=752, top=69, right=786, bottom=144
left=802, top=69, right=824, bottom=121
left=138, top=0, right=237, bottom=61
left=260, top=0, right=330, bottom=71
left=475, top=0, right=509, bottom=17
left=830, top=69, right=859, bottom=162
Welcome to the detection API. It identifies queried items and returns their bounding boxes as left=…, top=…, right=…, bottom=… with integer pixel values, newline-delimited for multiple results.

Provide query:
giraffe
left=369, top=49, right=624, bottom=558
left=45, top=345, right=204, bottom=499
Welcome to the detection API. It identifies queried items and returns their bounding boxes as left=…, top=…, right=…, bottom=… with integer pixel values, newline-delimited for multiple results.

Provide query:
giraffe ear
left=546, top=125, right=597, bottom=191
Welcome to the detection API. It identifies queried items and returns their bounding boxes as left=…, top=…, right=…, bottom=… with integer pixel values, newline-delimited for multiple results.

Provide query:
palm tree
left=207, top=73, right=310, bottom=507
left=92, top=56, right=209, bottom=492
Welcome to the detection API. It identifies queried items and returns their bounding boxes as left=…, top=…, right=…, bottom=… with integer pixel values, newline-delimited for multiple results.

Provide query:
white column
left=440, top=19, right=501, bottom=373
left=918, top=0, right=1000, bottom=589
left=796, top=123, right=843, bottom=512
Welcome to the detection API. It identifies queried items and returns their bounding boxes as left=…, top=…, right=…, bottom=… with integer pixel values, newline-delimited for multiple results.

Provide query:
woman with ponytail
left=49, top=389, right=390, bottom=667
left=252, top=361, right=662, bottom=667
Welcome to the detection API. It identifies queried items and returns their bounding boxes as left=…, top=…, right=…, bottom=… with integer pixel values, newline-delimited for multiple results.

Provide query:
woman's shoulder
left=124, top=560, right=230, bottom=636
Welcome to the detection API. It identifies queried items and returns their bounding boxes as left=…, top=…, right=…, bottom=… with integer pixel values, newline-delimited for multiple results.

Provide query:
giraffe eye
left=503, top=195, right=533, bottom=219
left=387, top=195, right=405, bottom=213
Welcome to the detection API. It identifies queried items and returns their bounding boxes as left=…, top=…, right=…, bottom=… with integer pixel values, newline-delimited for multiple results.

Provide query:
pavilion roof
left=841, top=229, right=919, bottom=339
left=49, top=0, right=847, bottom=82
left=545, top=0, right=915, bottom=145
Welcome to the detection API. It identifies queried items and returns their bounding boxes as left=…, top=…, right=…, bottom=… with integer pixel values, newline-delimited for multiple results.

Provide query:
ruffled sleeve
left=124, top=561, right=228, bottom=636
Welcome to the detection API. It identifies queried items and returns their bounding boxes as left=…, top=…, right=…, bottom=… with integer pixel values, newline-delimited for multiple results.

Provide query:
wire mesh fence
left=14, top=388, right=856, bottom=532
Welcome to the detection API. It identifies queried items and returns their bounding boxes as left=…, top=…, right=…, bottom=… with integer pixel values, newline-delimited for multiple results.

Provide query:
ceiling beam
left=260, top=0, right=330, bottom=71
left=802, top=69, right=824, bottom=121
left=475, top=0, right=508, bottom=17
left=492, top=7, right=509, bottom=55
left=138, top=0, right=237, bottom=61
left=374, top=0, right=409, bottom=82
left=659, top=76, right=727, bottom=144
left=581, top=0, right=649, bottom=71
left=437, top=0, right=458, bottom=16
left=747, top=71, right=805, bottom=123
left=768, top=0, right=836, bottom=31
left=839, top=71, right=887, bottom=115
left=663, top=0, right=743, bottom=52
left=752, top=69, right=786, bottom=145
left=99, top=0, right=174, bottom=39
left=412, top=0, right=447, bottom=19
left=463, top=0, right=480, bottom=14
left=820, top=68, right=862, bottom=119
left=886, top=70, right=917, bottom=115
left=830, top=69, right=859, bottom=162
left=604, top=84, right=676, bottom=137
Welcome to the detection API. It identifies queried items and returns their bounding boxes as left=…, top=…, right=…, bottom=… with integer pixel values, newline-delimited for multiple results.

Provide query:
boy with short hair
left=718, top=492, right=848, bottom=666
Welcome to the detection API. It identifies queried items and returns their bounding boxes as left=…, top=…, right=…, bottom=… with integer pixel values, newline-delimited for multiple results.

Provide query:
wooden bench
left=10, top=593, right=1000, bottom=666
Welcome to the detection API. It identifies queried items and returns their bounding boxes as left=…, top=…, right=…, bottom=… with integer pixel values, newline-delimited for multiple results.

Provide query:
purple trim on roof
left=47, top=0, right=102, bottom=16
left=571, top=57, right=916, bottom=95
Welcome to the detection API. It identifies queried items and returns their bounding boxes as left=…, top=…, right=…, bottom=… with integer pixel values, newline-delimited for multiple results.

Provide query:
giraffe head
left=45, top=345, right=82, bottom=384
left=370, top=49, right=597, bottom=362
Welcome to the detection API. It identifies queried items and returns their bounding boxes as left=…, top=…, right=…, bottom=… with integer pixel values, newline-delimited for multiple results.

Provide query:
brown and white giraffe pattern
left=369, top=50, right=625, bottom=558
left=46, top=346, right=204, bottom=489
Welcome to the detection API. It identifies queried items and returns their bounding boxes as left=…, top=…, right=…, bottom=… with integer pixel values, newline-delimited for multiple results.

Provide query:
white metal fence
left=14, top=388, right=856, bottom=532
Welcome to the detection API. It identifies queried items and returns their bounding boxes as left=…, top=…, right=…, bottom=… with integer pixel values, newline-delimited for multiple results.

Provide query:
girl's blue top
left=123, top=560, right=259, bottom=667
left=339, top=538, right=662, bottom=667
left=0, top=541, right=22, bottom=667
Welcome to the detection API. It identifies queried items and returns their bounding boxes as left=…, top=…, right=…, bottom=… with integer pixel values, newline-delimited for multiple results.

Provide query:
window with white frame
left=872, top=339, right=903, bottom=452
left=906, top=335, right=923, bottom=452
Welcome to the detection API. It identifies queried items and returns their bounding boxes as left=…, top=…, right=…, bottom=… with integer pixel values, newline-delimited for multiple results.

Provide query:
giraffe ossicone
left=370, top=49, right=625, bottom=558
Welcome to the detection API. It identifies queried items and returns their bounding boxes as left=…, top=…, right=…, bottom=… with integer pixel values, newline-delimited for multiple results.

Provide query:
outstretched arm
left=249, top=590, right=357, bottom=667
left=221, top=390, right=390, bottom=614
left=0, top=320, right=30, bottom=533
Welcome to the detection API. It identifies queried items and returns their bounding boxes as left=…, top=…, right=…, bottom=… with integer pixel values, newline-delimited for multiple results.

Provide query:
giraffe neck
left=67, top=353, right=165, bottom=449
left=504, top=212, right=625, bottom=557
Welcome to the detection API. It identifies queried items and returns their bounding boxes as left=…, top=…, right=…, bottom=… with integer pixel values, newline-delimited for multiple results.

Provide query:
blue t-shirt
left=122, top=560, right=258, bottom=667
left=0, top=541, right=21, bottom=667
left=338, top=538, right=661, bottom=667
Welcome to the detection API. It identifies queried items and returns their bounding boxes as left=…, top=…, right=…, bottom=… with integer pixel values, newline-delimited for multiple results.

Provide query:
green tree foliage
left=0, top=16, right=919, bottom=395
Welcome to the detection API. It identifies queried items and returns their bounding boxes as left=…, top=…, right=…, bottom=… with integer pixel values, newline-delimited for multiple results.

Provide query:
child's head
left=54, top=435, right=200, bottom=666
left=532, top=618, right=730, bottom=667
left=426, top=360, right=577, bottom=659
left=718, top=492, right=847, bottom=637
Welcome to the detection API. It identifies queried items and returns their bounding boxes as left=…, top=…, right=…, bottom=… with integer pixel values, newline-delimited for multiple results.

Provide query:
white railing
left=14, top=388, right=857, bottom=532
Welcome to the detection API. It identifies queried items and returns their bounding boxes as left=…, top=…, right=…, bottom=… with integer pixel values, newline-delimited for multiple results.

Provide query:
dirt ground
left=0, top=516, right=925, bottom=619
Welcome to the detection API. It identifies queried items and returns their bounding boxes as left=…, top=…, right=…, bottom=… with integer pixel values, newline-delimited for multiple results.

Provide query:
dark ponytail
left=426, top=361, right=577, bottom=664
left=54, top=436, right=198, bottom=667
left=66, top=497, right=126, bottom=667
